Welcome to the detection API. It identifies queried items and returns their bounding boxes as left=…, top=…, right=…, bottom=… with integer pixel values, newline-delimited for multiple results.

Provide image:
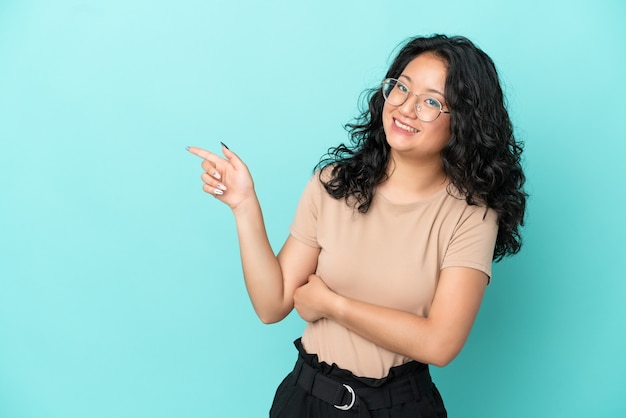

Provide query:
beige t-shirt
left=289, top=173, right=499, bottom=378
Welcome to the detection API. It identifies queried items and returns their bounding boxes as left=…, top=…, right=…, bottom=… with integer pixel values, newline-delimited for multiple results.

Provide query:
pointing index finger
left=186, top=146, right=220, bottom=162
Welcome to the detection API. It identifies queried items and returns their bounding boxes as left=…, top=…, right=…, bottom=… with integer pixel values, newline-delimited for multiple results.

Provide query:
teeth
left=394, top=119, right=419, bottom=133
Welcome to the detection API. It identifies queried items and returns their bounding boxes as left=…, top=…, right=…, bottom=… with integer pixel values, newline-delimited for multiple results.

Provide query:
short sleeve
left=441, top=206, right=499, bottom=279
left=289, top=175, right=322, bottom=248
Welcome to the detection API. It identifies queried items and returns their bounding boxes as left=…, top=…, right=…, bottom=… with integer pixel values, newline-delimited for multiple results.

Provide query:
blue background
left=1, top=1, right=625, bottom=417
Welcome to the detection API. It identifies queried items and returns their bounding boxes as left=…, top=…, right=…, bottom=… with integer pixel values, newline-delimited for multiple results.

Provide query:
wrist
left=327, top=292, right=347, bottom=322
left=232, top=193, right=260, bottom=217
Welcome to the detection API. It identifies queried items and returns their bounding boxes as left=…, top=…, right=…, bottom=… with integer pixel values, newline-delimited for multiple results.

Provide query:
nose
left=397, top=93, right=418, bottom=118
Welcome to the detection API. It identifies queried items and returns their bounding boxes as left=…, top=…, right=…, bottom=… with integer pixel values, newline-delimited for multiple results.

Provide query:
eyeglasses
left=381, top=78, right=450, bottom=122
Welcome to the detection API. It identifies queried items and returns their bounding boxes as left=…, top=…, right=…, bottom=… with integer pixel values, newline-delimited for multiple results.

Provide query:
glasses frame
left=381, top=78, right=450, bottom=122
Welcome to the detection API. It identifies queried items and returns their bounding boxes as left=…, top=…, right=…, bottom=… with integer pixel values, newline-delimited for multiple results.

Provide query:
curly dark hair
left=316, top=34, right=527, bottom=261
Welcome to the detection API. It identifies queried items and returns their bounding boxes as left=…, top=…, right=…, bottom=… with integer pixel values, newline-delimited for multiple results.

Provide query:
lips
left=394, top=118, right=419, bottom=134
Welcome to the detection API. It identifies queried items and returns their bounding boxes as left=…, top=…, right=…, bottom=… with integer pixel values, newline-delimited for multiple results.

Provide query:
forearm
left=315, top=268, right=487, bottom=367
left=233, top=196, right=290, bottom=323
left=330, top=297, right=452, bottom=366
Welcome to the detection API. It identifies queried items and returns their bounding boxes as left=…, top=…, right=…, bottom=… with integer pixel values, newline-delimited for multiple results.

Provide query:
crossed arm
left=188, top=145, right=488, bottom=367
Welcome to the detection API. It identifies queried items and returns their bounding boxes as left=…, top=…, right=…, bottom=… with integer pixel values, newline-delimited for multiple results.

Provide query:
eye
left=397, top=83, right=409, bottom=93
left=424, top=97, right=441, bottom=109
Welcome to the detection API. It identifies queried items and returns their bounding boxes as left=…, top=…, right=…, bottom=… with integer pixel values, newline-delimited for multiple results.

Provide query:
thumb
left=220, top=143, right=245, bottom=168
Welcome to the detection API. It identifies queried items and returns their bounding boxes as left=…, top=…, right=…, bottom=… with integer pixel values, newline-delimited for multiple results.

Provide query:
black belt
left=293, top=356, right=434, bottom=412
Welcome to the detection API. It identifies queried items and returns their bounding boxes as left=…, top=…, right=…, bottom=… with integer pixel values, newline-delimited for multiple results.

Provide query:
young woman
left=188, top=34, right=526, bottom=417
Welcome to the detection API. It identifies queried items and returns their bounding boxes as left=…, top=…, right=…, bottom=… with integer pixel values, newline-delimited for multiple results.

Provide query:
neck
left=379, top=155, right=448, bottom=202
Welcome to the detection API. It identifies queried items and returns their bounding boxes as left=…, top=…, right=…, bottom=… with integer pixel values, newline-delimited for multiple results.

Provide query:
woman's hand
left=293, top=274, right=338, bottom=323
left=187, top=144, right=255, bottom=211
left=187, top=144, right=322, bottom=325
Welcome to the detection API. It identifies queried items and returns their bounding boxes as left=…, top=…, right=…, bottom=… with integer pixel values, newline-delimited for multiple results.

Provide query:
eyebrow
left=399, top=74, right=445, bottom=97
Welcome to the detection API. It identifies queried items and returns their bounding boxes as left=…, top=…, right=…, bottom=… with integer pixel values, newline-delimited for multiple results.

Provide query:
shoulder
left=317, top=164, right=336, bottom=183
left=442, top=184, right=498, bottom=225
left=298, top=168, right=334, bottom=209
left=304, top=166, right=339, bottom=200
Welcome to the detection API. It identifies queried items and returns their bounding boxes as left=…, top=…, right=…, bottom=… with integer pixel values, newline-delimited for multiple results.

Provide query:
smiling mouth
left=394, top=119, right=419, bottom=133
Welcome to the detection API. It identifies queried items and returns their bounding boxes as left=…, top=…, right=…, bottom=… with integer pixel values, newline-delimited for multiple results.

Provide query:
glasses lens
left=382, top=79, right=407, bottom=106
left=415, top=95, right=442, bottom=122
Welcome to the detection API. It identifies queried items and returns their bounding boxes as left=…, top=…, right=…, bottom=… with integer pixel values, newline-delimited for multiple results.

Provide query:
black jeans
left=270, top=339, right=447, bottom=418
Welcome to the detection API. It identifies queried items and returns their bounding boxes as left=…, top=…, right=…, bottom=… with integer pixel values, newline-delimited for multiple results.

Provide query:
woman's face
left=382, top=53, right=451, bottom=163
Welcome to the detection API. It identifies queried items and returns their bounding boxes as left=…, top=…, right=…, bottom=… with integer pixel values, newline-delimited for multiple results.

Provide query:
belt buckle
left=334, top=384, right=356, bottom=410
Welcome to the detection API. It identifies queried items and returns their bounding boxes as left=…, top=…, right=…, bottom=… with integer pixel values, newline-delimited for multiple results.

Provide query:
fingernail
left=214, top=189, right=224, bottom=195
left=211, top=170, right=221, bottom=180
left=216, top=183, right=227, bottom=191
left=220, top=141, right=230, bottom=150
left=185, top=146, right=191, bottom=151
